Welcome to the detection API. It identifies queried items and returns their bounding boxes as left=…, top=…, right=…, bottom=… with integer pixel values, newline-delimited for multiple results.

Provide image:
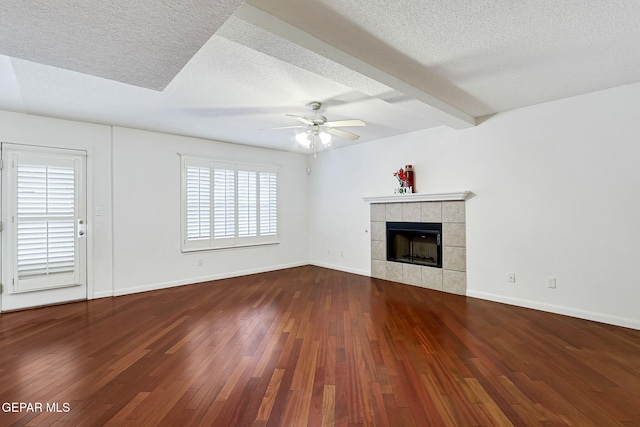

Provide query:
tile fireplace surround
left=364, top=192, right=470, bottom=295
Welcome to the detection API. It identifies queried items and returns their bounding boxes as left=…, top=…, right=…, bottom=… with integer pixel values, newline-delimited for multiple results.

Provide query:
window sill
left=182, top=239, right=280, bottom=253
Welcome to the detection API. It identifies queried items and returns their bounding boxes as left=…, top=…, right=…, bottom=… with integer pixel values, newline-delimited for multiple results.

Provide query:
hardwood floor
left=1, top=266, right=639, bottom=426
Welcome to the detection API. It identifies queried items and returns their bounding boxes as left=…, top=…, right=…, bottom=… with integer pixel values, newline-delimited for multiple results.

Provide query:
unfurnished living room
left=1, top=1, right=639, bottom=426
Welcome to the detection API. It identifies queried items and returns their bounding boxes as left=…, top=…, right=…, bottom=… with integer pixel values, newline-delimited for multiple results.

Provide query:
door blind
left=16, top=164, right=76, bottom=278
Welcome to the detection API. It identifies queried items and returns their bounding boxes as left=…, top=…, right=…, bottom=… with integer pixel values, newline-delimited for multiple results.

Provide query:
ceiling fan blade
left=286, top=114, right=314, bottom=125
left=324, top=119, right=366, bottom=128
left=326, top=127, right=360, bottom=141
left=262, top=125, right=307, bottom=130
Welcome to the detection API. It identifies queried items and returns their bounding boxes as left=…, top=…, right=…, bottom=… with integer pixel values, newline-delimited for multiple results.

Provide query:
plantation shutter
left=213, top=167, right=235, bottom=239
left=259, top=172, right=277, bottom=236
left=16, top=163, right=76, bottom=278
left=181, top=155, right=279, bottom=251
left=237, top=170, right=257, bottom=237
left=185, top=166, right=211, bottom=241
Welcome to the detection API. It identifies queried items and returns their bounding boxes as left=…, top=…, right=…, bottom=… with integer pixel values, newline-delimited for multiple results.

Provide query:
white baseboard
left=112, top=261, right=308, bottom=297
left=310, top=261, right=369, bottom=277
left=91, top=290, right=114, bottom=299
left=466, top=290, right=640, bottom=331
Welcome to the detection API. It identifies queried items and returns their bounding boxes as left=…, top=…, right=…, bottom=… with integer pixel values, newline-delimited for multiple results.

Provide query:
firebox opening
left=386, top=222, right=442, bottom=268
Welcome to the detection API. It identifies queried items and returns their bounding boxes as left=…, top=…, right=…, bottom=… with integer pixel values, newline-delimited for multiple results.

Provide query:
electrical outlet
left=508, top=273, right=516, bottom=283
left=547, top=277, right=556, bottom=288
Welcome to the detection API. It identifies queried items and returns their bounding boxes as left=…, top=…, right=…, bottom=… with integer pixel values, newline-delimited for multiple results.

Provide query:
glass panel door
left=1, top=144, right=87, bottom=311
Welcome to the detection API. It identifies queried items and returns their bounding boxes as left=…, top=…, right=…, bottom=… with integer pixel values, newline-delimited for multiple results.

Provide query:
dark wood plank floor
left=1, top=266, right=639, bottom=426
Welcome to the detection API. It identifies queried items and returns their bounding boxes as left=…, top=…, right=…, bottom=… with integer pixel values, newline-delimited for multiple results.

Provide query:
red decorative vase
left=405, top=165, right=414, bottom=193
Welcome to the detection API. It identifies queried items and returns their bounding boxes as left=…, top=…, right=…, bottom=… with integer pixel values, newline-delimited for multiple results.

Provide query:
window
left=181, top=156, right=278, bottom=251
left=16, top=162, right=77, bottom=278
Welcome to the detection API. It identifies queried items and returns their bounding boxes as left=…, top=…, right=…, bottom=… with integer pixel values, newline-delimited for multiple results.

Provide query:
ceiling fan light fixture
left=296, top=131, right=312, bottom=148
left=319, top=131, right=332, bottom=147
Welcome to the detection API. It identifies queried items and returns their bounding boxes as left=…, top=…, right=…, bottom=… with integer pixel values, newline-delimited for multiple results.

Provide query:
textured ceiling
left=0, top=0, right=244, bottom=90
left=1, top=0, right=640, bottom=152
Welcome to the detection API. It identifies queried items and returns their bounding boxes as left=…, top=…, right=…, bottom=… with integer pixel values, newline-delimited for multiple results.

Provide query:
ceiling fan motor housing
left=306, top=101, right=327, bottom=125
left=305, top=114, right=327, bottom=125
left=308, top=101, right=322, bottom=111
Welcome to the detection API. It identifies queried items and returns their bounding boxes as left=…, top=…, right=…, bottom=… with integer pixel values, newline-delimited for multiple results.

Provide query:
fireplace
left=386, top=222, right=442, bottom=268
left=368, top=197, right=468, bottom=295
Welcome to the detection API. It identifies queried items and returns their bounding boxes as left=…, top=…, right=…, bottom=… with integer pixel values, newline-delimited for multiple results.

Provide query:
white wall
left=308, top=82, right=640, bottom=330
left=111, top=127, right=309, bottom=295
left=0, top=110, right=114, bottom=298
left=4, top=78, right=639, bottom=330
left=0, top=112, right=309, bottom=301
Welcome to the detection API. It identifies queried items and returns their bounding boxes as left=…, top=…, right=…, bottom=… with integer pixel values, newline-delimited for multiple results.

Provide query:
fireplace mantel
left=363, top=191, right=471, bottom=204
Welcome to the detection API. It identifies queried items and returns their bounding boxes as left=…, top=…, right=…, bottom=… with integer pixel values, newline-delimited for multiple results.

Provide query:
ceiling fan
left=269, top=101, right=365, bottom=155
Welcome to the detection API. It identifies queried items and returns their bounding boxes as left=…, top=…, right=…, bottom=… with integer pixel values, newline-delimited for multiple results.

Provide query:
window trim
left=180, top=155, right=279, bottom=253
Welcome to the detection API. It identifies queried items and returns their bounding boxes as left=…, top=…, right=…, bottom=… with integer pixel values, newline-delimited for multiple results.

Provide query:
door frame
left=0, top=142, right=94, bottom=312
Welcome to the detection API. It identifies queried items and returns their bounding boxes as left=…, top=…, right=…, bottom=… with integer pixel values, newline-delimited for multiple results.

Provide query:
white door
left=1, top=144, right=87, bottom=311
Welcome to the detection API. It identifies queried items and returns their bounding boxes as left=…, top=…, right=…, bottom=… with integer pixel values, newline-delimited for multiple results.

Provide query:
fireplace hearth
left=386, top=222, right=442, bottom=268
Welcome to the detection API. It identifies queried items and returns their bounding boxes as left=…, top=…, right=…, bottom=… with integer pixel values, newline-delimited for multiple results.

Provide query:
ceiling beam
left=233, top=3, right=476, bottom=129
